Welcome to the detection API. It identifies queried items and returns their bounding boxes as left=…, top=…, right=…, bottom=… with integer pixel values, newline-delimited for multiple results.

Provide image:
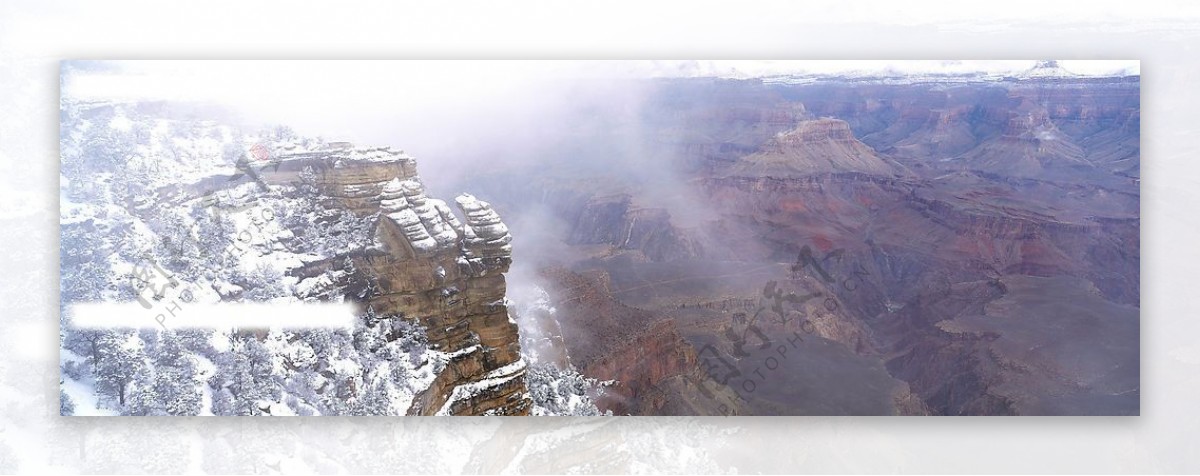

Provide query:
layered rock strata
left=269, top=145, right=529, bottom=415
left=730, top=118, right=909, bottom=178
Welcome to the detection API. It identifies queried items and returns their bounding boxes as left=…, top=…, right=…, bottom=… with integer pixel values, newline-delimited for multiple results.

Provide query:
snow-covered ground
left=59, top=350, right=117, bottom=416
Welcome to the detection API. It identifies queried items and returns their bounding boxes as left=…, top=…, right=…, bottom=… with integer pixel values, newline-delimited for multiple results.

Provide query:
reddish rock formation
left=957, top=98, right=1090, bottom=178
left=730, top=118, right=910, bottom=178
left=422, top=74, right=1139, bottom=415
left=539, top=267, right=744, bottom=415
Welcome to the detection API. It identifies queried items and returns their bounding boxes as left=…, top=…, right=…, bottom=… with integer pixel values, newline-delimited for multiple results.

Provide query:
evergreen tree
left=60, top=389, right=76, bottom=416
left=148, top=330, right=203, bottom=415
left=94, top=331, right=147, bottom=407
left=224, top=336, right=279, bottom=415
left=125, top=365, right=162, bottom=416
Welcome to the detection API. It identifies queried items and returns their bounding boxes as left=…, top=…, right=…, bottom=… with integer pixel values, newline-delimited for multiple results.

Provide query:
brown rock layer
left=541, top=267, right=744, bottom=415
left=730, top=118, right=909, bottom=178
left=269, top=145, right=530, bottom=415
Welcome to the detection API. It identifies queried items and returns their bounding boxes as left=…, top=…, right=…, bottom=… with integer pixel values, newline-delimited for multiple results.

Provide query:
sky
left=64, top=60, right=1140, bottom=103
left=60, top=59, right=1139, bottom=143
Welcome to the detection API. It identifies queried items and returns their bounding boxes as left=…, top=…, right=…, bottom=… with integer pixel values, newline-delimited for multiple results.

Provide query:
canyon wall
left=266, top=144, right=530, bottom=415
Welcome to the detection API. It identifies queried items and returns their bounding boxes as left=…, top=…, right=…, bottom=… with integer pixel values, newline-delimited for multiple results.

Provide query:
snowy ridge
left=57, top=101, right=461, bottom=416
left=272, top=144, right=415, bottom=168
left=379, top=178, right=462, bottom=255
left=435, top=358, right=528, bottom=416
left=761, top=60, right=1137, bottom=86
left=58, top=98, right=549, bottom=416
left=455, top=193, right=513, bottom=259
left=1018, top=60, right=1077, bottom=79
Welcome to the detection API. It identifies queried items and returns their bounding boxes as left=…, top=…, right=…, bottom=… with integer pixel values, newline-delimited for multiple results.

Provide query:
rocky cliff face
left=266, top=145, right=530, bottom=415
left=785, top=78, right=1140, bottom=185
left=694, top=168, right=1137, bottom=413
left=538, top=267, right=744, bottom=415
left=566, top=194, right=705, bottom=262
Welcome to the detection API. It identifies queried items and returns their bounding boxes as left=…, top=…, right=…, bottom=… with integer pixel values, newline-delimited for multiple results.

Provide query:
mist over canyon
left=59, top=61, right=1139, bottom=415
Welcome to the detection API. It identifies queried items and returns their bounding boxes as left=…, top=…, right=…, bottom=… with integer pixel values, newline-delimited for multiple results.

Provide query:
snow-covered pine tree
left=94, top=330, right=148, bottom=407
left=60, top=388, right=76, bottom=416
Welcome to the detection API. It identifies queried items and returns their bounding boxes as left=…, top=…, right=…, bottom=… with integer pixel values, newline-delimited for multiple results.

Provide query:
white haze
left=61, top=59, right=1142, bottom=374
left=62, top=60, right=1139, bottom=198
left=62, top=58, right=1141, bottom=271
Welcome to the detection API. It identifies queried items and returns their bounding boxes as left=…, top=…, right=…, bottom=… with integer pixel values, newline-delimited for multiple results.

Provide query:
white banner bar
left=68, top=302, right=359, bottom=330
